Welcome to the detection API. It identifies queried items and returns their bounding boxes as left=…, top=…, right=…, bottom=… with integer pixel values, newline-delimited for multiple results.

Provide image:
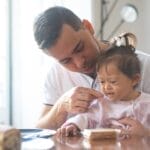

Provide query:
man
left=33, top=6, right=150, bottom=129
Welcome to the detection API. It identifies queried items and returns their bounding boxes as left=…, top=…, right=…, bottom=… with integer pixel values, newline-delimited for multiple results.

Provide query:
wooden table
left=51, top=135, right=150, bottom=150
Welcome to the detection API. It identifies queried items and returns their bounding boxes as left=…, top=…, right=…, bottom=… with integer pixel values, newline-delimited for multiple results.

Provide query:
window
left=0, top=0, right=9, bottom=124
left=1, top=0, right=91, bottom=128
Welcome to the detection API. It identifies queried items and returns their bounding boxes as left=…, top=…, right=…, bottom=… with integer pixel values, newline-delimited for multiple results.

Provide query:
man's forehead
left=47, top=25, right=80, bottom=60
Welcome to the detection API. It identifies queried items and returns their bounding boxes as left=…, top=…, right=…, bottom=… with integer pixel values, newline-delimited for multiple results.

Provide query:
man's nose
left=73, top=55, right=85, bottom=68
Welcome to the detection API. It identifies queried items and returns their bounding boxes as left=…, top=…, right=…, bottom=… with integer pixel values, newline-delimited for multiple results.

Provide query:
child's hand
left=118, top=117, right=149, bottom=137
left=56, top=123, right=80, bottom=137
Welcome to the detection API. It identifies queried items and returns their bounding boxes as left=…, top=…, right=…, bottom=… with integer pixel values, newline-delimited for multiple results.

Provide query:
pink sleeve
left=87, top=100, right=103, bottom=128
left=134, top=99, right=150, bottom=129
left=65, top=100, right=103, bottom=130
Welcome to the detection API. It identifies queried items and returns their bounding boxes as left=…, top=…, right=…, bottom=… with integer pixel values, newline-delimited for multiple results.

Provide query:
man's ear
left=82, top=19, right=94, bottom=34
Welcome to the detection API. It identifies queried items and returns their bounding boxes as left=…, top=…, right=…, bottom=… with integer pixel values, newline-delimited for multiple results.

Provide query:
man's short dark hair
left=33, top=6, right=82, bottom=50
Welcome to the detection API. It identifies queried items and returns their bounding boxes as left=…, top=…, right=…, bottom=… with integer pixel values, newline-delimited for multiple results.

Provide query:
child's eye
left=100, top=81, right=105, bottom=84
left=110, top=81, right=117, bottom=84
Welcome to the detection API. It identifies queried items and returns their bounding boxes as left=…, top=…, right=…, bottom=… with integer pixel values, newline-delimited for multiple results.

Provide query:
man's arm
left=36, top=102, right=68, bottom=129
left=36, top=87, right=103, bottom=129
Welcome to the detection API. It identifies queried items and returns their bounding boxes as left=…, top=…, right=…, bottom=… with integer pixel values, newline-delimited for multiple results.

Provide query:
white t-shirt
left=136, top=50, right=150, bottom=93
left=42, top=59, right=94, bottom=105
left=43, top=50, right=150, bottom=105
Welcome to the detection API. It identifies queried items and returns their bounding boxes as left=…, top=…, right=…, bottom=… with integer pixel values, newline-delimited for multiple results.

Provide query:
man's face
left=47, top=24, right=100, bottom=76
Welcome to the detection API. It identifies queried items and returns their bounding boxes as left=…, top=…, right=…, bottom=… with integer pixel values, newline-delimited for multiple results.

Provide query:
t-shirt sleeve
left=42, top=61, right=63, bottom=105
left=42, top=70, right=60, bottom=105
left=137, top=51, right=150, bottom=94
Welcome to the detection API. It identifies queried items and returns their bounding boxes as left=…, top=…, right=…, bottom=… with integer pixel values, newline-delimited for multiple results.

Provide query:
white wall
left=11, top=0, right=92, bottom=128
left=92, top=0, right=150, bottom=53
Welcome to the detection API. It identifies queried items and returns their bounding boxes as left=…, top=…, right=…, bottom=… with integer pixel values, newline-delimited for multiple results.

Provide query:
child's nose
left=104, top=82, right=112, bottom=90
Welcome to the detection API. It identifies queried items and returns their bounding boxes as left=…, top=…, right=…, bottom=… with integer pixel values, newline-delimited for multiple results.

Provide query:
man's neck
left=86, top=72, right=97, bottom=79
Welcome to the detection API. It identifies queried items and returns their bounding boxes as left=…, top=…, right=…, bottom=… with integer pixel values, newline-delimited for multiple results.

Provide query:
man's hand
left=59, top=86, right=103, bottom=114
left=118, top=117, right=149, bottom=137
left=36, top=86, right=103, bottom=129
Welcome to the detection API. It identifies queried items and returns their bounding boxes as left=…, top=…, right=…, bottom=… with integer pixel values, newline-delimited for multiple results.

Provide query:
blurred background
left=0, top=0, right=150, bottom=128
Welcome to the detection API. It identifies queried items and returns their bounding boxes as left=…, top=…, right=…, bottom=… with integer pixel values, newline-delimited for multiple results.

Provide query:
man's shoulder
left=45, top=59, right=66, bottom=74
left=46, top=59, right=85, bottom=80
left=135, top=50, right=150, bottom=65
left=141, top=92, right=150, bottom=97
left=136, top=50, right=150, bottom=57
left=139, top=92, right=150, bottom=101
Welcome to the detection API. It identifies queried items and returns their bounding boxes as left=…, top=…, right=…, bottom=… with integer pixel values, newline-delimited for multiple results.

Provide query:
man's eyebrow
left=59, top=40, right=81, bottom=63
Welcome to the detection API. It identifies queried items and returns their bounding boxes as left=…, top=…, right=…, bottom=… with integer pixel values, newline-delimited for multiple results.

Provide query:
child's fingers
left=65, top=124, right=77, bottom=136
left=56, top=128, right=62, bottom=136
left=56, top=124, right=79, bottom=137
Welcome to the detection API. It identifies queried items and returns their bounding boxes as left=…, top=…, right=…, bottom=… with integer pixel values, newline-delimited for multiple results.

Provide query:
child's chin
left=107, top=96, right=115, bottom=101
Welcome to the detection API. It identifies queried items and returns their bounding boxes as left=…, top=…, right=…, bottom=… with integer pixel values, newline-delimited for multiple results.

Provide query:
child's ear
left=82, top=19, right=94, bottom=34
left=132, top=73, right=141, bottom=87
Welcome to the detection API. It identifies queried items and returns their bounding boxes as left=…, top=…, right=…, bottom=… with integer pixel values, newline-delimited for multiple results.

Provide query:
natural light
left=0, top=0, right=91, bottom=128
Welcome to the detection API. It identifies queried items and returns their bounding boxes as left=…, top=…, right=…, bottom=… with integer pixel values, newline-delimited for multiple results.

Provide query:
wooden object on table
left=0, top=125, right=21, bottom=150
left=82, top=128, right=121, bottom=140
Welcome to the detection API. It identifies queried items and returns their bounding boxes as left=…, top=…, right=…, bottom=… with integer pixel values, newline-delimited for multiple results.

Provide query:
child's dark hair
left=96, top=45, right=141, bottom=79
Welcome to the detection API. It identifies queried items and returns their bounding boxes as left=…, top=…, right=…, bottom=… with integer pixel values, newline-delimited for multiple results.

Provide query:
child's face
left=97, top=63, right=139, bottom=101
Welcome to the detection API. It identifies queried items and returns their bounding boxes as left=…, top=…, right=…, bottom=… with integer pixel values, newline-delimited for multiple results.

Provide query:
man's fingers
left=81, top=87, right=103, bottom=98
left=72, top=106, right=87, bottom=113
left=63, top=86, right=103, bottom=113
left=74, top=99, right=90, bottom=108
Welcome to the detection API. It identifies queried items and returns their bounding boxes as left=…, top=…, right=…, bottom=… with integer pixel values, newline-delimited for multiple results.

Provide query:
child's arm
left=56, top=100, right=102, bottom=136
